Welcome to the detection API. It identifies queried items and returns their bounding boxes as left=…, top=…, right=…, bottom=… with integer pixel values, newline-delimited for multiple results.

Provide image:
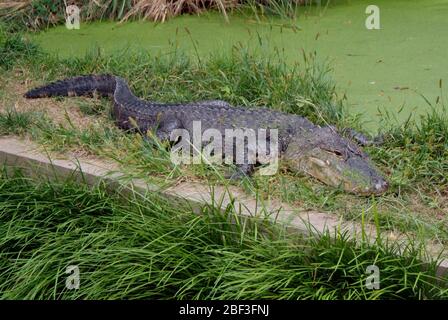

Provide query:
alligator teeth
left=309, top=157, right=327, bottom=167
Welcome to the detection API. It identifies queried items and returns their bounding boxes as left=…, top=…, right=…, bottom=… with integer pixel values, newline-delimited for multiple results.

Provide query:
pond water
left=31, top=0, right=448, bottom=131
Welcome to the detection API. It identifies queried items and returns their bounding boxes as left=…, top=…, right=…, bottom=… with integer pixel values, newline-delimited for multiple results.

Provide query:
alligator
left=24, top=74, right=388, bottom=195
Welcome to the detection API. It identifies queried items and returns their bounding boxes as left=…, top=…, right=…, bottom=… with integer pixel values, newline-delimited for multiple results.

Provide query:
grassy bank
left=0, top=27, right=447, bottom=289
left=0, top=171, right=446, bottom=299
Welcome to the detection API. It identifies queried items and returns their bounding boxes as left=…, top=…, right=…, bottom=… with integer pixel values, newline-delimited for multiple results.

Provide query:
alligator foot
left=342, top=128, right=384, bottom=146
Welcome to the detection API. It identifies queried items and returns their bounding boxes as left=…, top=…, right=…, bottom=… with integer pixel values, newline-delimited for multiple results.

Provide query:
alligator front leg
left=324, top=125, right=384, bottom=147
left=342, top=128, right=384, bottom=146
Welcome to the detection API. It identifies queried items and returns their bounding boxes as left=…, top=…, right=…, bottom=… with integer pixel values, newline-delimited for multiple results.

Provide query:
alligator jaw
left=284, top=128, right=389, bottom=196
left=287, top=151, right=388, bottom=195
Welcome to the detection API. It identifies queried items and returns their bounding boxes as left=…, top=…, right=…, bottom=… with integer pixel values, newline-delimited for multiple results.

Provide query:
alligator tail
left=24, top=74, right=116, bottom=99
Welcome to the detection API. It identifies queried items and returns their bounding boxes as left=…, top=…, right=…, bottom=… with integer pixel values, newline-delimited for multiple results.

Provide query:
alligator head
left=284, top=126, right=388, bottom=195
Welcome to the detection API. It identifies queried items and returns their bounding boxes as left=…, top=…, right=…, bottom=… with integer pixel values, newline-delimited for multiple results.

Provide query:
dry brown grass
left=121, top=0, right=237, bottom=22
left=0, top=1, right=29, bottom=10
left=0, top=70, right=103, bottom=130
left=0, top=0, right=240, bottom=26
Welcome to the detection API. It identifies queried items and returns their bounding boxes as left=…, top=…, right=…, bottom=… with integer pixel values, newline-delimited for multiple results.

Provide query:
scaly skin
left=24, top=75, right=389, bottom=195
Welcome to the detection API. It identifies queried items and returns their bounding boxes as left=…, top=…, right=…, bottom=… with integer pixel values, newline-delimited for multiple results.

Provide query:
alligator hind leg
left=154, top=117, right=183, bottom=142
left=142, top=117, right=183, bottom=152
left=224, top=137, right=256, bottom=180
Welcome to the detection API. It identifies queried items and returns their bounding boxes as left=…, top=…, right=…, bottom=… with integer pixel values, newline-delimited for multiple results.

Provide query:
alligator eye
left=324, top=149, right=343, bottom=157
left=333, top=150, right=343, bottom=156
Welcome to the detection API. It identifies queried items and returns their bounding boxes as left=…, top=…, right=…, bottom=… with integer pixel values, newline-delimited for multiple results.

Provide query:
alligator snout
left=284, top=135, right=389, bottom=196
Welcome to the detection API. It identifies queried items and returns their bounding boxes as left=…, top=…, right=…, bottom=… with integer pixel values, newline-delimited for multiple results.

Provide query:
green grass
left=0, top=170, right=446, bottom=299
left=22, top=44, right=348, bottom=127
left=0, top=31, right=40, bottom=69
left=374, top=102, right=448, bottom=188
left=0, top=107, right=36, bottom=135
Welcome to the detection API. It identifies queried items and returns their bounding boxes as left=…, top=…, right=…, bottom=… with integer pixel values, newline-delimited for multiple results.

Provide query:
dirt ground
left=0, top=70, right=104, bottom=130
